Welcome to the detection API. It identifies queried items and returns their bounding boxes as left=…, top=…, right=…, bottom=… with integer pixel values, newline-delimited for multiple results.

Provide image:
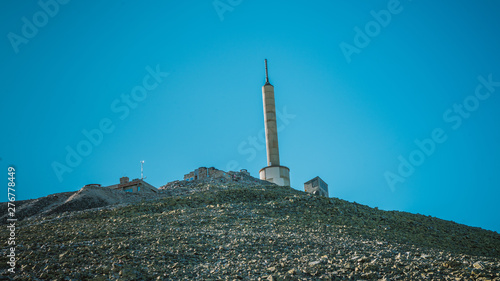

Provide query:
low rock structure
left=160, top=169, right=271, bottom=197
left=183, top=167, right=252, bottom=181
left=183, top=167, right=228, bottom=181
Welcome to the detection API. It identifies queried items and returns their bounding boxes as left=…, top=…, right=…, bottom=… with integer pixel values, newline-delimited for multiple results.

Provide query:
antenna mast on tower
left=265, top=59, right=270, bottom=84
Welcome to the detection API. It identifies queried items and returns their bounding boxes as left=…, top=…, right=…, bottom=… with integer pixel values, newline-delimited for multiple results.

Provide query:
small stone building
left=183, top=167, right=227, bottom=181
left=304, top=176, right=328, bottom=197
left=106, top=177, right=157, bottom=193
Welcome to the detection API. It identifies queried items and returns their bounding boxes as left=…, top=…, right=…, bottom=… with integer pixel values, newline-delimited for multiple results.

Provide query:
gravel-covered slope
left=0, top=185, right=160, bottom=223
left=1, top=183, right=499, bottom=280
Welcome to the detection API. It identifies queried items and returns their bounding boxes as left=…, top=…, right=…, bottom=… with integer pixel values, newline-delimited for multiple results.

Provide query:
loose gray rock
left=1, top=180, right=499, bottom=279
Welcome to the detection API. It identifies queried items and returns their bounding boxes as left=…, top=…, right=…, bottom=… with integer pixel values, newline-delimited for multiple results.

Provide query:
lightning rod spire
left=265, top=59, right=270, bottom=85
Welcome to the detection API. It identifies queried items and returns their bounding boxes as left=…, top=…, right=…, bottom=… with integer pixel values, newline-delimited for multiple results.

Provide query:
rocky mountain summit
left=1, top=176, right=499, bottom=280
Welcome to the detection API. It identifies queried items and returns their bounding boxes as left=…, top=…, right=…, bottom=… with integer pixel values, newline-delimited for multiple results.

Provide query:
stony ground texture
left=1, top=182, right=500, bottom=280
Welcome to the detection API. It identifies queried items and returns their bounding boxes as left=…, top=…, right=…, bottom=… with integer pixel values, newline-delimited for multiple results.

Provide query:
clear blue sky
left=1, top=1, right=499, bottom=232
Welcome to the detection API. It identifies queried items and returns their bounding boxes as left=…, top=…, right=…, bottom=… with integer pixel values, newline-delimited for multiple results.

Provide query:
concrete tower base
left=259, top=166, right=290, bottom=186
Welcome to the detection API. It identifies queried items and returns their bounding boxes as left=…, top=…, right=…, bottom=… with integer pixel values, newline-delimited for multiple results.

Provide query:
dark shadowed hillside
left=1, top=180, right=499, bottom=280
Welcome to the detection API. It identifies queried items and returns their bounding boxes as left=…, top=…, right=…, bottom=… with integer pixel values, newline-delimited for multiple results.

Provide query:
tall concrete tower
left=259, top=59, right=290, bottom=186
